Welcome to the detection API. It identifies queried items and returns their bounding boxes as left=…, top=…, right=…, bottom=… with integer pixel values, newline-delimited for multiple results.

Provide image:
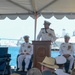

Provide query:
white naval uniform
left=59, top=43, right=75, bottom=69
left=55, top=69, right=69, bottom=75
left=37, top=28, right=56, bottom=42
left=18, top=42, right=33, bottom=70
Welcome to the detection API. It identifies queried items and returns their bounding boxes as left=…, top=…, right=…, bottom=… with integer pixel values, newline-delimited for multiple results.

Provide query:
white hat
left=23, top=35, right=29, bottom=38
left=43, top=20, right=51, bottom=25
left=55, top=56, right=66, bottom=64
left=39, top=56, right=59, bottom=69
left=64, top=35, right=70, bottom=39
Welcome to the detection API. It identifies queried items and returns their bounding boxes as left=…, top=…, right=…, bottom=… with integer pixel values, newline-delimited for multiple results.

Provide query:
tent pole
left=34, top=13, right=38, bottom=40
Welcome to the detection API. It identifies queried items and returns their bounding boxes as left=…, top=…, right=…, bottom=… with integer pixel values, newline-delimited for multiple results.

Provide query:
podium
left=32, top=41, right=51, bottom=70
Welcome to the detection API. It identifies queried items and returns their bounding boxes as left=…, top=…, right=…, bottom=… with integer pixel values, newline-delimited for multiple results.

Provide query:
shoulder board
left=41, top=28, right=45, bottom=30
left=50, top=28, right=54, bottom=31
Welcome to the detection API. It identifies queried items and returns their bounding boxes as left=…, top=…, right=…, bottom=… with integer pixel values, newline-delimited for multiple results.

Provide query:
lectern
left=32, top=41, right=51, bottom=70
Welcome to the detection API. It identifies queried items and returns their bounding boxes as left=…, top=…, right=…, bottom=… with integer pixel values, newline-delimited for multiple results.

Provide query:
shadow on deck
left=10, top=69, right=27, bottom=75
left=11, top=71, right=27, bottom=75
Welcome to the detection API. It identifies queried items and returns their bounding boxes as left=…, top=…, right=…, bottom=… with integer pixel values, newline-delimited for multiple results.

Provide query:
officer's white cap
left=43, top=20, right=51, bottom=25
left=64, top=35, right=70, bottom=39
left=23, top=35, right=29, bottom=38
left=55, top=56, right=66, bottom=64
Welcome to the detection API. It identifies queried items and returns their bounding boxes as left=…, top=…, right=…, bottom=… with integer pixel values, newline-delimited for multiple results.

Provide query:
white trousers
left=67, top=56, right=74, bottom=69
left=18, top=54, right=31, bottom=69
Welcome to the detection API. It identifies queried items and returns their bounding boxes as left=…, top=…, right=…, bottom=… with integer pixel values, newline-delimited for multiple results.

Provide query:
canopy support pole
left=34, top=12, right=38, bottom=40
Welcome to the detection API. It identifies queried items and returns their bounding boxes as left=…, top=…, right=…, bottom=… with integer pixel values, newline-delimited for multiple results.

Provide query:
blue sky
left=0, top=16, right=75, bottom=41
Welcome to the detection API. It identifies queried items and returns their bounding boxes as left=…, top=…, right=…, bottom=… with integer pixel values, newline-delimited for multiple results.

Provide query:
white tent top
left=1, top=0, right=75, bottom=19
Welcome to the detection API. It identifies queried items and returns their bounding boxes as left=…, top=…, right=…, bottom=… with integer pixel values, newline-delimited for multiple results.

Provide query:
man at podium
left=37, top=20, right=56, bottom=42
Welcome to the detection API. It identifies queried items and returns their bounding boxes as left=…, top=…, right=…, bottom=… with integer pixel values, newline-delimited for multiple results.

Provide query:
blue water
left=8, top=47, right=20, bottom=66
left=8, top=47, right=60, bottom=66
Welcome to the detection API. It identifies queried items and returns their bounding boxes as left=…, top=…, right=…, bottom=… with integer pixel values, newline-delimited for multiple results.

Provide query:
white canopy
left=0, top=0, right=75, bottom=19
left=1, top=0, right=75, bottom=40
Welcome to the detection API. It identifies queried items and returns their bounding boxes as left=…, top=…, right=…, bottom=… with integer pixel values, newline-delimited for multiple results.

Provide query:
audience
left=26, top=68, right=42, bottom=75
left=70, top=69, right=75, bottom=75
left=42, top=70, right=52, bottom=75
left=55, top=56, right=70, bottom=75
left=42, top=70, right=57, bottom=75
left=39, top=56, right=58, bottom=75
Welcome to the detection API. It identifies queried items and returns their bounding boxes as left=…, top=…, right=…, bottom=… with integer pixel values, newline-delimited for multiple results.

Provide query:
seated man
left=18, top=35, right=33, bottom=71
left=59, top=35, right=75, bottom=73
